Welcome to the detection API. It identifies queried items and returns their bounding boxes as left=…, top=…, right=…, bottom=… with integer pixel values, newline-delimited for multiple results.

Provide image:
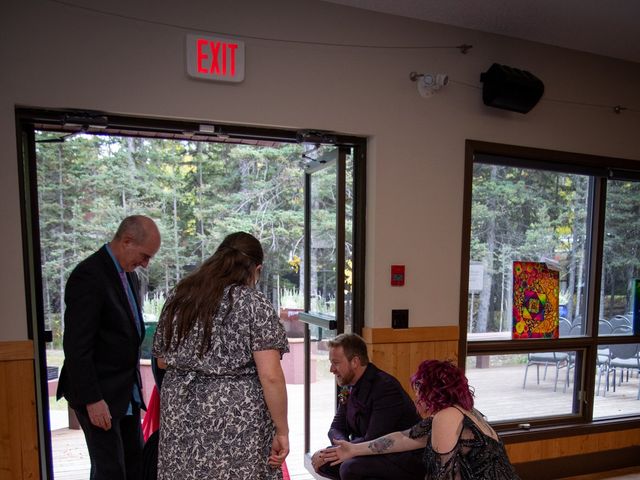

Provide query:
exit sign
left=186, top=34, right=245, bottom=83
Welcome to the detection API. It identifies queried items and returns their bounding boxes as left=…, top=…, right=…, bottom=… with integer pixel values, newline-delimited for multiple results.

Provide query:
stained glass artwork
left=512, top=261, right=560, bottom=339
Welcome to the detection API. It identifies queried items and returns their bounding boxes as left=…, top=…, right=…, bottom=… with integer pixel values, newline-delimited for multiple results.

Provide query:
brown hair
left=160, top=232, right=263, bottom=356
left=327, top=333, right=369, bottom=365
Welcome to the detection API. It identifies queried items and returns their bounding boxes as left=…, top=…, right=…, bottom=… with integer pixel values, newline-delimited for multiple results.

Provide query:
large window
left=462, top=142, right=640, bottom=431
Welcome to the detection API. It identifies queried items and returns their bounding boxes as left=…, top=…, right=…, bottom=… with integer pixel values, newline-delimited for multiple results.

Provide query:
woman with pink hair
left=319, top=360, right=520, bottom=480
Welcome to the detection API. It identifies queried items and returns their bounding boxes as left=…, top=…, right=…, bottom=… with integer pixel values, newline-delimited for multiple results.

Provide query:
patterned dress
left=152, top=285, right=289, bottom=480
left=409, top=408, right=521, bottom=480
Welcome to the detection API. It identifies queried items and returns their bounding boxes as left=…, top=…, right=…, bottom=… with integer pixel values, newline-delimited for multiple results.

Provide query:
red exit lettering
left=196, top=38, right=238, bottom=77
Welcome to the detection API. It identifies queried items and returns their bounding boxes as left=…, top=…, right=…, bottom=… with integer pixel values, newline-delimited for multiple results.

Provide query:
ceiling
left=322, top=0, right=640, bottom=64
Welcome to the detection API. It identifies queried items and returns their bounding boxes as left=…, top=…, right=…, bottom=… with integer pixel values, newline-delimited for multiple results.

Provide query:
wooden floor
left=48, top=363, right=640, bottom=479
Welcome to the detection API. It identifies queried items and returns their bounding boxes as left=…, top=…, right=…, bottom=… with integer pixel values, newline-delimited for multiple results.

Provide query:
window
left=462, top=141, right=640, bottom=431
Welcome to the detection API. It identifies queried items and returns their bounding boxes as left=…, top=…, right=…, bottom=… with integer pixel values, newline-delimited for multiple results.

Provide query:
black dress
left=409, top=408, right=521, bottom=480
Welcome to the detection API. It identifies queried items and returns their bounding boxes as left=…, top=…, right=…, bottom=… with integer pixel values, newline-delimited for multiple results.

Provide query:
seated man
left=311, top=333, right=425, bottom=480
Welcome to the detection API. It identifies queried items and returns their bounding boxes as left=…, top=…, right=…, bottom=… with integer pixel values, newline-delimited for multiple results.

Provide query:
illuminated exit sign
left=186, top=34, right=245, bottom=83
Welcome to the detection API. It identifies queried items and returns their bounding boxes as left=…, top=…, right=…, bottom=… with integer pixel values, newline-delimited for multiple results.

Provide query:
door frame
left=15, top=107, right=367, bottom=479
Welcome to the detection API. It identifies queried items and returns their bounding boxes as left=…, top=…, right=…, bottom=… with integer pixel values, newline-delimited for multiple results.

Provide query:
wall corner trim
left=362, top=326, right=459, bottom=344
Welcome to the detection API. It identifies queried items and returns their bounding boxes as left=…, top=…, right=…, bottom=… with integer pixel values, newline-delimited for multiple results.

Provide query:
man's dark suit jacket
left=57, top=245, right=145, bottom=418
left=325, top=362, right=424, bottom=478
left=329, top=363, right=420, bottom=444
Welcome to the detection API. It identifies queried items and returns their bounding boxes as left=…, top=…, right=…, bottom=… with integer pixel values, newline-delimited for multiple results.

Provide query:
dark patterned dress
left=152, top=285, right=289, bottom=480
left=409, top=408, right=521, bottom=480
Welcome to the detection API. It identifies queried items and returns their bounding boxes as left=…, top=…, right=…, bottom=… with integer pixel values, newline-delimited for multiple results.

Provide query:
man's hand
left=87, top=400, right=112, bottom=431
left=321, top=440, right=355, bottom=466
left=311, top=449, right=331, bottom=472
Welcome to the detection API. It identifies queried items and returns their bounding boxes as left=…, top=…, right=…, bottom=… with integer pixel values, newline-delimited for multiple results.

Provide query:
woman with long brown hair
left=152, top=232, right=289, bottom=479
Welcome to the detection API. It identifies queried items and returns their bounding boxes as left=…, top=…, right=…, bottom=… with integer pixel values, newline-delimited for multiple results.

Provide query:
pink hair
left=410, top=360, right=474, bottom=414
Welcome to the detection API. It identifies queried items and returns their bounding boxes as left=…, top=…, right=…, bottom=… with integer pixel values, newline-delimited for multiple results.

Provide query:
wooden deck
left=467, top=363, right=640, bottom=421
left=48, top=363, right=640, bottom=479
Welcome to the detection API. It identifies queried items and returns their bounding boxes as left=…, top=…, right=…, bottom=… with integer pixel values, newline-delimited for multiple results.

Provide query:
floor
left=47, top=361, right=640, bottom=479
left=51, top=427, right=317, bottom=479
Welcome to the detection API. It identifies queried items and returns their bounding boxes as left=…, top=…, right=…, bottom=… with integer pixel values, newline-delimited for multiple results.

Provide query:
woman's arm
left=254, top=349, right=289, bottom=466
left=321, top=429, right=428, bottom=465
left=431, top=407, right=464, bottom=454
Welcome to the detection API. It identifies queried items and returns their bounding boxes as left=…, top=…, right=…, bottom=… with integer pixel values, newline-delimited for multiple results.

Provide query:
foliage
left=36, top=133, right=348, bottom=339
left=470, top=162, right=640, bottom=333
left=279, top=287, right=335, bottom=313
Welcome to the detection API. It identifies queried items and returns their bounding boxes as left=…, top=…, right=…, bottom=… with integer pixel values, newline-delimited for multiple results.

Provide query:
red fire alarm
left=391, top=265, right=405, bottom=286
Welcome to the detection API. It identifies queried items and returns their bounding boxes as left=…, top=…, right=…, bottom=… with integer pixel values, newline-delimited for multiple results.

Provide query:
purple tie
left=119, top=271, right=141, bottom=336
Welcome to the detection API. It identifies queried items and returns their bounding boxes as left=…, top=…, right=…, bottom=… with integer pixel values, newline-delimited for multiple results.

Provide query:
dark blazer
left=329, top=363, right=421, bottom=443
left=57, top=245, right=145, bottom=418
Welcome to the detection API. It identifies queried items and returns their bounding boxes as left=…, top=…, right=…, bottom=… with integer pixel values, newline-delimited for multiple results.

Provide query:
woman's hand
left=268, top=432, right=289, bottom=467
left=156, top=357, right=167, bottom=369
left=320, top=439, right=355, bottom=466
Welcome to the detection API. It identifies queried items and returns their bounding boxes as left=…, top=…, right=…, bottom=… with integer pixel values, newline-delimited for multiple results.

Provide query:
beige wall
left=1, top=0, right=640, bottom=341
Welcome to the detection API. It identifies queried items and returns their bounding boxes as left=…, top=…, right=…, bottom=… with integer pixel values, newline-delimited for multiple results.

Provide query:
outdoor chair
left=523, top=352, right=571, bottom=392
left=569, top=322, right=583, bottom=336
left=596, top=347, right=612, bottom=396
left=571, top=315, right=582, bottom=327
left=596, top=319, right=614, bottom=396
left=599, top=319, right=613, bottom=335
left=522, top=318, right=573, bottom=393
left=612, top=325, right=633, bottom=336
left=608, top=343, right=640, bottom=393
left=610, top=315, right=632, bottom=330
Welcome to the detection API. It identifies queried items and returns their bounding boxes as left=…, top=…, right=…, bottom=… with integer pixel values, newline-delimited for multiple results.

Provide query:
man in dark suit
left=57, top=215, right=161, bottom=480
left=311, top=333, right=425, bottom=480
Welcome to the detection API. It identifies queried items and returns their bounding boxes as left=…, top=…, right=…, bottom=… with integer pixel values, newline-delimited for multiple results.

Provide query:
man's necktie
left=119, top=271, right=142, bottom=336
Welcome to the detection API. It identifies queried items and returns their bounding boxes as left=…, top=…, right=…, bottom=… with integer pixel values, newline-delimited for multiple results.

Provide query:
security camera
left=415, top=73, right=449, bottom=98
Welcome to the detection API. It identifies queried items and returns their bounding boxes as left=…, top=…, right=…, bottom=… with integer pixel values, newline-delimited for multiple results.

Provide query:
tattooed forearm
left=368, top=436, right=394, bottom=454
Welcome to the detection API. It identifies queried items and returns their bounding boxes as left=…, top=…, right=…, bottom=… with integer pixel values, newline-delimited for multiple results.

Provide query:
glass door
left=299, top=145, right=354, bottom=460
left=18, top=108, right=365, bottom=479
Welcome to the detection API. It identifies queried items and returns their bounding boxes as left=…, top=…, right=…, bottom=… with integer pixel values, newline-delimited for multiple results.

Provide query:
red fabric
left=142, top=385, right=160, bottom=442
left=281, top=460, right=290, bottom=480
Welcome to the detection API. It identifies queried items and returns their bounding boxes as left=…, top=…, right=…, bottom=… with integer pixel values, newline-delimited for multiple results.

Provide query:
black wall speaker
left=480, top=63, right=544, bottom=114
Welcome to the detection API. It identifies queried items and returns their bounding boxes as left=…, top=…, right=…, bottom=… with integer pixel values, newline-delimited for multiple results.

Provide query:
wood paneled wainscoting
left=0, top=340, right=39, bottom=480
left=507, top=430, right=640, bottom=479
left=361, top=326, right=640, bottom=479
left=361, top=326, right=459, bottom=395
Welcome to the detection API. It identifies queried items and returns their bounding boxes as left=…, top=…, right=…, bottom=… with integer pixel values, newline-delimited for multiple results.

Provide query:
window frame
left=460, top=140, right=640, bottom=437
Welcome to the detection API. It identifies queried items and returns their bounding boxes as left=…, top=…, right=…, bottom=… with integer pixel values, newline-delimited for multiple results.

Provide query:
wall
left=2, top=0, right=639, bottom=341
left=2, top=0, right=640, bottom=477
